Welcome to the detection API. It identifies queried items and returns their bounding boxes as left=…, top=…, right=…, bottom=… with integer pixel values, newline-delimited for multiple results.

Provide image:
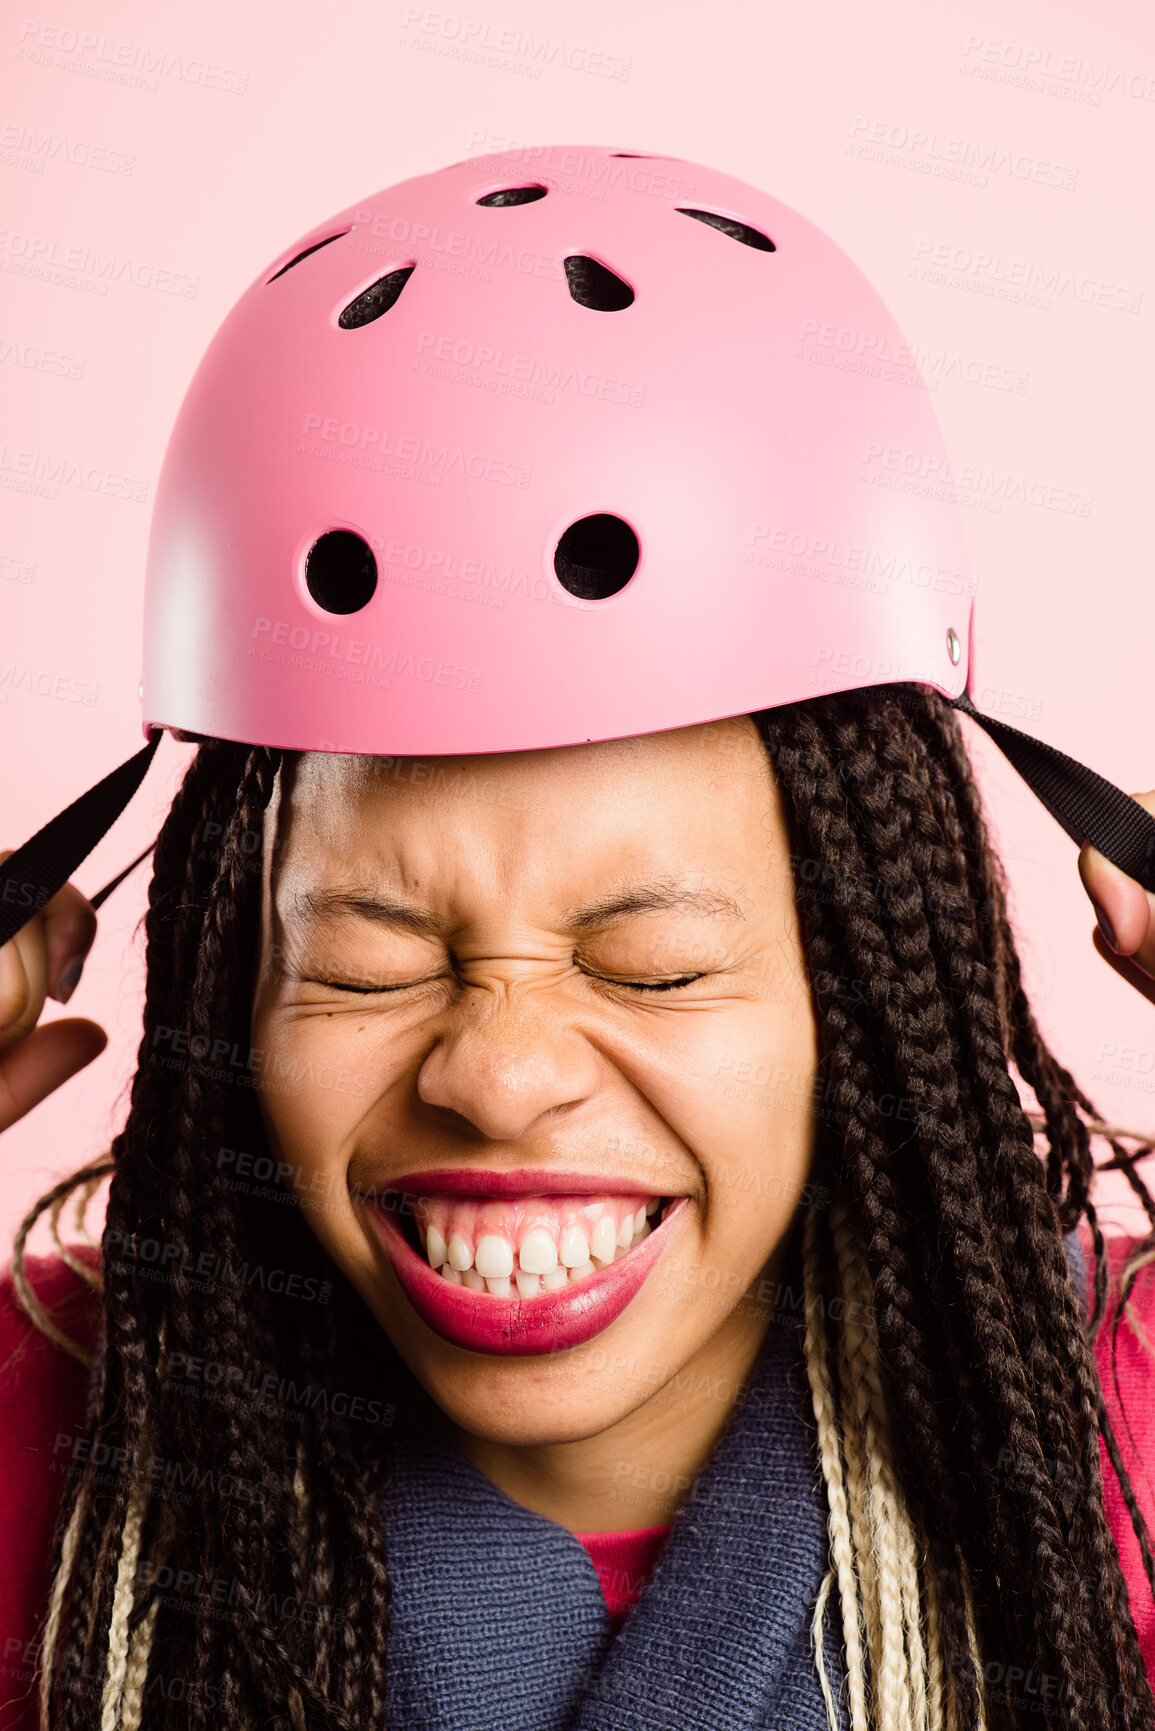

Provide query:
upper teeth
left=405, top=1193, right=667, bottom=1295
left=475, top=1235, right=514, bottom=1280
left=518, top=1228, right=559, bottom=1275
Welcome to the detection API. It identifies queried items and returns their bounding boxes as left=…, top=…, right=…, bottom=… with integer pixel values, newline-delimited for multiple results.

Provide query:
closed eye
left=305, top=976, right=444, bottom=995
left=304, top=970, right=711, bottom=994
left=593, top=973, right=708, bottom=992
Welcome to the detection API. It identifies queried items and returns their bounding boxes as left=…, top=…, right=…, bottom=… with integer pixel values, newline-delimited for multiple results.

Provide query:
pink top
left=1079, top=1222, right=1155, bottom=1672
left=575, top=1524, right=673, bottom=1628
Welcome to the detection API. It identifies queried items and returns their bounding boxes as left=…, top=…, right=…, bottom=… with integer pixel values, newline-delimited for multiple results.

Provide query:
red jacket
left=2, top=1232, right=1153, bottom=1727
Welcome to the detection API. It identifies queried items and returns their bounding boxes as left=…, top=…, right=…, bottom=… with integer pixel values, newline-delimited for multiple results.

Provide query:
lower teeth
left=428, top=1202, right=669, bottom=1292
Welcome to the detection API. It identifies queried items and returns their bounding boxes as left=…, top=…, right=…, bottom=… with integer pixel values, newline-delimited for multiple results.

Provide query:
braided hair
left=758, top=689, right=1155, bottom=1731
left=14, top=687, right=1155, bottom=1729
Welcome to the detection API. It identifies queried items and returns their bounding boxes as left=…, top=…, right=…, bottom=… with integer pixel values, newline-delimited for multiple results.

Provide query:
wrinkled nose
left=415, top=989, right=601, bottom=1142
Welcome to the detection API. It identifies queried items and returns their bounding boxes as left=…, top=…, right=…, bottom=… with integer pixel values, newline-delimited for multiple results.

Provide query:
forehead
left=270, top=715, right=786, bottom=901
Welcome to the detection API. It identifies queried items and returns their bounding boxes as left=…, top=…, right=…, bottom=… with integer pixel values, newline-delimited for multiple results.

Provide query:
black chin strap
left=0, top=733, right=160, bottom=948
left=947, top=689, right=1155, bottom=892
left=0, top=696, right=1153, bottom=952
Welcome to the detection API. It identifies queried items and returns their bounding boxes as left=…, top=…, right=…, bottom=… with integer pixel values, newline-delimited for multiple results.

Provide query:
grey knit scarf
left=378, top=1230, right=1087, bottom=1730
left=380, top=1307, right=850, bottom=1731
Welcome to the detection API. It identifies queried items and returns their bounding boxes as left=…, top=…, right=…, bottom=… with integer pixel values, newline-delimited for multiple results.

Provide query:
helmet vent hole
left=609, top=152, right=651, bottom=157
left=339, top=266, right=415, bottom=329
left=554, top=514, right=639, bottom=599
left=305, top=530, right=378, bottom=614
left=476, top=185, right=548, bottom=206
left=563, top=256, right=635, bottom=311
left=676, top=208, right=776, bottom=252
left=267, top=230, right=349, bottom=284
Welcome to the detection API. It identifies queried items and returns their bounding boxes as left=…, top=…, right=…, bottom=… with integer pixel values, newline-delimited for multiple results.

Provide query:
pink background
left=3, top=0, right=1154, bottom=1250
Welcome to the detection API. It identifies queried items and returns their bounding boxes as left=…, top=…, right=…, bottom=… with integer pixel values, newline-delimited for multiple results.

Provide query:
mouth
left=360, top=1181, right=690, bottom=1357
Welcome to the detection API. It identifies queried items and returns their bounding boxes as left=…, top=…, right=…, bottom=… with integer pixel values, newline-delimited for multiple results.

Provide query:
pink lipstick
left=362, top=1187, right=690, bottom=1357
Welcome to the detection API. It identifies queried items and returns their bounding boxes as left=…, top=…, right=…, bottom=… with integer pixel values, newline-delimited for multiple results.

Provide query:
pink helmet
left=144, top=144, right=971, bottom=755
left=2, top=143, right=1153, bottom=941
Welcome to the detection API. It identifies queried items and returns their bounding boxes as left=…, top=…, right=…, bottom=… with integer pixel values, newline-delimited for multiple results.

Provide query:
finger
left=0, top=849, right=42, bottom=1042
left=40, top=878, right=98, bottom=1002
left=1078, top=791, right=1155, bottom=958
left=0, top=846, right=98, bottom=1004
left=0, top=934, right=33, bottom=1043
left=0, top=915, right=51, bottom=1047
left=0, top=1017, right=107, bottom=1133
left=1091, top=925, right=1155, bottom=1006
left=1084, top=873, right=1155, bottom=981
left=1127, top=920, right=1155, bottom=983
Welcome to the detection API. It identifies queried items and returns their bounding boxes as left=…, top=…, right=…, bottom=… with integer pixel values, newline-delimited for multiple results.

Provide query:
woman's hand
left=0, top=850, right=107, bottom=1131
left=1078, top=791, right=1155, bottom=1006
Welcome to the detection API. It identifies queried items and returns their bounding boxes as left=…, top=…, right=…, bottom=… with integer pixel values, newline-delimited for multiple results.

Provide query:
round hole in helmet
left=554, top=513, right=640, bottom=599
left=304, top=529, right=378, bottom=614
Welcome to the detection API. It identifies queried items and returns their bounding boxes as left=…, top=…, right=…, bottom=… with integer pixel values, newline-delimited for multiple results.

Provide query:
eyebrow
left=561, top=881, right=745, bottom=931
left=290, top=880, right=745, bottom=935
left=291, top=889, right=441, bottom=936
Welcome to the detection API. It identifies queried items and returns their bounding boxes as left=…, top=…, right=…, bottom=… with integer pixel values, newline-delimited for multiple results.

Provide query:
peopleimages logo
left=0, top=229, right=198, bottom=298
left=0, top=121, right=134, bottom=174
left=911, top=239, right=1141, bottom=314
left=859, top=442, right=1093, bottom=517
left=464, top=140, right=697, bottom=201
left=375, top=535, right=592, bottom=612
left=847, top=116, right=1079, bottom=190
left=794, top=320, right=1028, bottom=395
left=299, top=413, right=532, bottom=489
left=398, top=9, right=631, bottom=81
left=745, top=524, right=976, bottom=597
left=413, top=330, right=645, bottom=407
left=0, top=664, right=99, bottom=706
left=0, top=335, right=85, bottom=379
left=958, top=34, right=1155, bottom=103
left=15, top=21, right=249, bottom=93
left=0, top=444, right=148, bottom=501
left=350, top=207, right=563, bottom=282
left=250, top=617, right=483, bottom=695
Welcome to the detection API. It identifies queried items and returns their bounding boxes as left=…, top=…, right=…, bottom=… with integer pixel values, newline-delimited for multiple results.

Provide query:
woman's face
left=251, top=716, right=821, bottom=1447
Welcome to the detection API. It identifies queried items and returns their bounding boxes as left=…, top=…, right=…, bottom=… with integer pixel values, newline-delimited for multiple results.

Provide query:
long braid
left=906, top=694, right=1155, bottom=1258
left=903, top=690, right=1155, bottom=1711
left=829, top=704, right=1109, bottom=1714
left=765, top=710, right=983, bottom=1726
left=804, top=1200, right=871, bottom=1731
left=32, top=744, right=396, bottom=1729
left=296, top=1301, right=393, bottom=1722
left=831, top=1194, right=922, bottom=1730
left=47, top=746, right=245, bottom=1730
left=757, top=688, right=1155, bottom=1730
left=155, top=747, right=297, bottom=1723
left=907, top=695, right=1149, bottom=1710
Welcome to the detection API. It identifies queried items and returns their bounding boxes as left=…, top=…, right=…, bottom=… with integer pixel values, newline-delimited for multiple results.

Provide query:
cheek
left=252, top=1011, right=382, bottom=1252
left=674, top=997, right=820, bottom=1247
left=636, top=998, right=819, bottom=1330
left=669, top=987, right=819, bottom=1153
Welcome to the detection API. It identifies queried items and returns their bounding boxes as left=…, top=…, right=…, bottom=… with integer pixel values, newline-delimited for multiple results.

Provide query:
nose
left=415, top=987, right=602, bottom=1141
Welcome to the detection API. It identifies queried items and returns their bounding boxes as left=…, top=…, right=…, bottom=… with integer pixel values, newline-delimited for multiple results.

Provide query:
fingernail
left=1096, top=906, right=1117, bottom=951
left=56, top=957, right=84, bottom=1003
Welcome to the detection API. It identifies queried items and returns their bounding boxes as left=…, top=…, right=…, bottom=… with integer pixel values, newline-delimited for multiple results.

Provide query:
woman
left=2, top=146, right=1154, bottom=1731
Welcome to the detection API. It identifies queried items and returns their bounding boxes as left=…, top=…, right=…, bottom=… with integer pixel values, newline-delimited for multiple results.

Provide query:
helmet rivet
left=946, top=626, right=961, bottom=666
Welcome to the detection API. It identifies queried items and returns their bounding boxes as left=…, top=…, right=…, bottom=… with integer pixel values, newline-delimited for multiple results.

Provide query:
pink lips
left=364, top=1189, right=689, bottom=1358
